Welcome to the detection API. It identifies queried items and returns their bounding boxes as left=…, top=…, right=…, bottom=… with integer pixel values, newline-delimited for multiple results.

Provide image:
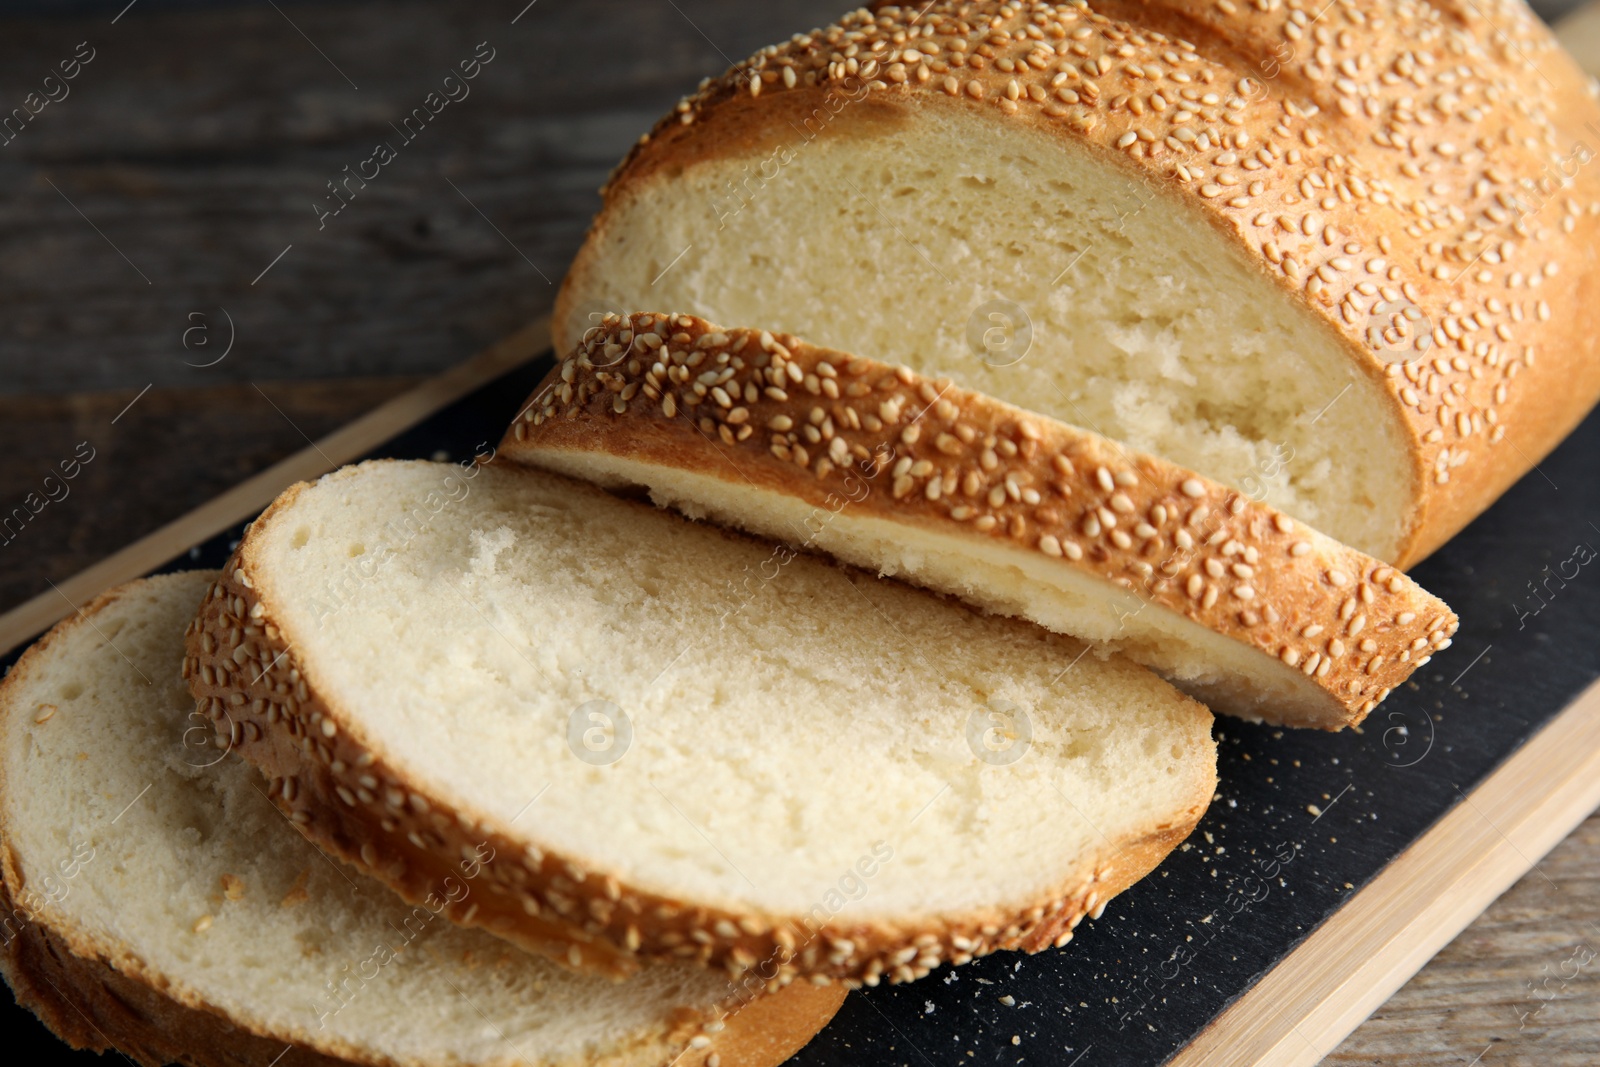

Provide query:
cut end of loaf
left=558, top=0, right=1600, bottom=569
left=187, top=460, right=1218, bottom=989
left=505, top=312, right=1458, bottom=731
left=556, top=64, right=1418, bottom=564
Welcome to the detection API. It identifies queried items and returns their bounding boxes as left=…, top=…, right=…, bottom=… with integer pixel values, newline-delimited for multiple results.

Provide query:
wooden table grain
left=2, top=2, right=1598, bottom=1064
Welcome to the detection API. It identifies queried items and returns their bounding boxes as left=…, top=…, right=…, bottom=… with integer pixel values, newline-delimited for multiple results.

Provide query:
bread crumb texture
left=187, top=461, right=1217, bottom=987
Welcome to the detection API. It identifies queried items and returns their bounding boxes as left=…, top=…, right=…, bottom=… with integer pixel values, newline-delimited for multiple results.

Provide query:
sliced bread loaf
left=503, top=312, right=1457, bottom=730
left=186, top=460, right=1216, bottom=986
left=0, top=571, right=844, bottom=1067
left=552, top=0, right=1600, bottom=567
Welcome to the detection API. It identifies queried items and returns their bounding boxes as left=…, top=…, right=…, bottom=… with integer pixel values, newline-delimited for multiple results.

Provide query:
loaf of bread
left=554, top=0, right=1600, bottom=567
left=0, top=571, right=844, bottom=1067
left=504, top=312, right=1457, bottom=730
left=186, top=461, right=1217, bottom=986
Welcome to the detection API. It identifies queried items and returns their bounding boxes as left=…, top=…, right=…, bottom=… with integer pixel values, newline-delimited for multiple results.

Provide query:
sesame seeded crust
left=0, top=573, right=842, bottom=1067
left=184, top=468, right=1215, bottom=989
left=503, top=312, right=1458, bottom=730
left=560, top=0, right=1600, bottom=567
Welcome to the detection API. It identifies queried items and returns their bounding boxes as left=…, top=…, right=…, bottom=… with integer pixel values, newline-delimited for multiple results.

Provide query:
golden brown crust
left=184, top=468, right=1215, bottom=987
left=559, top=0, right=1600, bottom=567
left=504, top=312, right=1457, bottom=730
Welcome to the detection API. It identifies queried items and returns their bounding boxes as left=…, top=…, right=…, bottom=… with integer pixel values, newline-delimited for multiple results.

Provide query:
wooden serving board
left=4, top=6, right=1599, bottom=1066
left=2, top=318, right=1598, bottom=1067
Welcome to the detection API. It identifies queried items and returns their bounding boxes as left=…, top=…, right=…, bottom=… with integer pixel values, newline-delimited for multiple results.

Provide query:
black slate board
left=2, top=350, right=1597, bottom=1067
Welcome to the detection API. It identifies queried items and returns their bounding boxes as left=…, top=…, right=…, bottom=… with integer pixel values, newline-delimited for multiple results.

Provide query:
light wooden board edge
left=1170, top=676, right=1600, bottom=1066
left=0, top=316, right=550, bottom=659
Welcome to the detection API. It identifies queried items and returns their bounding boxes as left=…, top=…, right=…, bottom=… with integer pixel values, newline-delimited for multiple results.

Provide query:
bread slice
left=552, top=0, right=1600, bottom=568
left=503, top=312, right=1457, bottom=730
left=0, top=571, right=844, bottom=1067
left=186, top=460, right=1216, bottom=986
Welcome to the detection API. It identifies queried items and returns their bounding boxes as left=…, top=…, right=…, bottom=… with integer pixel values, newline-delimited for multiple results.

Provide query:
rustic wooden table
left=2, top=2, right=1597, bottom=1063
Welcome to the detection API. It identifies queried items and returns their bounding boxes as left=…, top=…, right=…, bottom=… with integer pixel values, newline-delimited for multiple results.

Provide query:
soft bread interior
left=561, top=98, right=1412, bottom=561
left=250, top=462, right=1214, bottom=925
left=0, top=571, right=764, bottom=1067
left=530, top=446, right=1342, bottom=728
